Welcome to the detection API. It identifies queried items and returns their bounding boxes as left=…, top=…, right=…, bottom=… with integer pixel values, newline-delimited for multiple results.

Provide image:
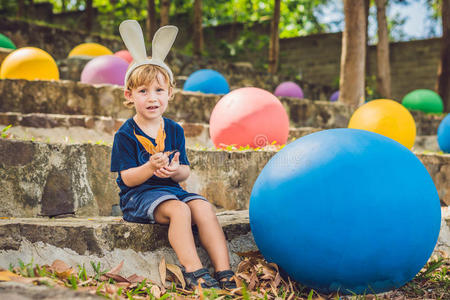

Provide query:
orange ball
left=209, top=87, right=290, bottom=148
left=0, top=47, right=59, bottom=80
left=348, top=99, right=416, bottom=149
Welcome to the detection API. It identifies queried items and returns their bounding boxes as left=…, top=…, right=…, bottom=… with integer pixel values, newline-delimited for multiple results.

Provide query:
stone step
left=0, top=112, right=441, bottom=152
left=0, top=138, right=448, bottom=219
left=0, top=79, right=442, bottom=135
left=0, top=112, right=321, bottom=148
left=0, top=211, right=256, bottom=285
left=0, top=209, right=448, bottom=285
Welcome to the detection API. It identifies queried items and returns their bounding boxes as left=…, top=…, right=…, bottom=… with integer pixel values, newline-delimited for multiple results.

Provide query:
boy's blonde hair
left=124, top=64, right=176, bottom=108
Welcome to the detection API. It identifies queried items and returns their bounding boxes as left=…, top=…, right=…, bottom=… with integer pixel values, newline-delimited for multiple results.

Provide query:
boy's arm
left=170, top=164, right=190, bottom=182
left=121, top=161, right=157, bottom=187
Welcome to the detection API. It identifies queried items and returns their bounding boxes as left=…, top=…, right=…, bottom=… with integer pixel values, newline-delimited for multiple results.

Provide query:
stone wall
left=0, top=139, right=448, bottom=218
left=279, top=32, right=442, bottom=101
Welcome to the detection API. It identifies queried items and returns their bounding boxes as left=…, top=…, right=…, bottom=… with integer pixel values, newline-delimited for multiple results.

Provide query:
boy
left=110, top=20, right=236, bottom=290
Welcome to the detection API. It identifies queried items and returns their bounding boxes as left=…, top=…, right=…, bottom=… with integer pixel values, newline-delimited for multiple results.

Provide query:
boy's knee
left=167, top=200, right=191, bottom=219
left=155, top=200, right=191, bottom=222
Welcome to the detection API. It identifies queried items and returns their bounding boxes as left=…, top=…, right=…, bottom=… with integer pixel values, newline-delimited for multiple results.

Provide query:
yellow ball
left=348, top=99, right=416, bottom=149
left=0, top=47, right=59, bottom=80
left=68, top=43, right=112, bottom=57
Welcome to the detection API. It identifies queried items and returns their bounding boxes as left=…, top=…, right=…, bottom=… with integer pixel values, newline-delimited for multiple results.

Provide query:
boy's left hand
left=154, top=152, right=180, bottom=178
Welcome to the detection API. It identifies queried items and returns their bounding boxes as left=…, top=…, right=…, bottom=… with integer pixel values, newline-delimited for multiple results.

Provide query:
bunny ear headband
left=119, top=20, right=178, bottom=86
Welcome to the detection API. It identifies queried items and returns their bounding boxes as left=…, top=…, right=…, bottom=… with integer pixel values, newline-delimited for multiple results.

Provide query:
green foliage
left=201, top=0, right=331, bottom=38
left=90, top=261, right=108, bottom=281
left=1, top=124, right=12, bottom=139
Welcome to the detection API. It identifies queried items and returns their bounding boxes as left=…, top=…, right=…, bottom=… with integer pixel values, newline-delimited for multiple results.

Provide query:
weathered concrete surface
left=0, top=282, right=103, bottom=300
left=0, top=139, right=117, bottom=217
left=0, top=211, right=256, bottom=284
left=1, top=79, right=444, bottom=132
left=0, top=112, right=321, bottom=147
left=414, top=135, right=440, bottom=152
left=0, top=139, right=449, bottom=217
left=418, top=153, right=450, bottom=206
left=0, top=47, right=13, bottom=66
left=0, top=79, right=353, bottom=129
left=411, top=111, right=446, bottom=136
left=0, top=209, right=448, bottom=286
left=0, top=112, right=441, bottom=152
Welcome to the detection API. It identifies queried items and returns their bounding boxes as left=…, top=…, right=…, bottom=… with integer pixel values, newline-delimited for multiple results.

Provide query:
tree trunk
left=193, top=0, right=203, bottom=56
left=376, top=0, right=391, bottom=98
left=364, top=0, right=370, bottom=100
left=17, top=0, right=25, bottom=18
left=437, top=0, right=450, bottom=112
left=61, top=0, right=66, bottom=12
left=85, top=0, right=93, bottom=31
left=146, top=0, right=157, bottom=41
left=27, top=0, right=34, bottom=18
left=160, top=0, right=170, bottom=26
left=268, top=0, right=281, bottom=74
left=338, top=0, right=366, bottom=106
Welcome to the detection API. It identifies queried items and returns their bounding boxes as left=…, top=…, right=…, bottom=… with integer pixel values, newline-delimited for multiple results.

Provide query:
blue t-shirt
left=110, top=117, right=189, bottom=199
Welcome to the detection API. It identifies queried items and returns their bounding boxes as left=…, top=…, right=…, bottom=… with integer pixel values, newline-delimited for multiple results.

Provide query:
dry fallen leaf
left=104, top=272, right=130, bottom=283
left=150, top=284, right=161, bottom=298
left=0, top=269, right=20, bottom=281
left=127, top=274, right=146, bottom=283
left=109, top=260, right=124, bottom=275
left=105, top=283, right=117, bottom=295
left=159, top=256, right=167, bottom=287
left=50, top=260, right=73, bottom=279
left=166, top=263, right=186, bottom=289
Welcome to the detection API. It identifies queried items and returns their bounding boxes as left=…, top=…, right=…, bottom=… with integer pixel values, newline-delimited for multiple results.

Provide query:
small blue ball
left=183, top=69, right=230, bottom=94
left=437, top=114, right=450, bottom=153
left=250, top=129, right=441, bottom=294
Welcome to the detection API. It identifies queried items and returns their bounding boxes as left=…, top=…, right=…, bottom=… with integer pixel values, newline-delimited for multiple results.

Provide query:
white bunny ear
left=119, top=20, right=148, bottom=62
left=151, top=25, right=178, bottom=62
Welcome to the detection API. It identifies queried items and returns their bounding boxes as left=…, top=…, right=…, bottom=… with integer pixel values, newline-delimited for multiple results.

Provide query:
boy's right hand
left=149, top=152, right=169, bottom=171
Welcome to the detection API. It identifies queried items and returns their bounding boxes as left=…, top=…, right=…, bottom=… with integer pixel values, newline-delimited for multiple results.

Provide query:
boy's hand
left=154, top=152, right=180, bottom=178
left=149, top=152, right=169, bottom=170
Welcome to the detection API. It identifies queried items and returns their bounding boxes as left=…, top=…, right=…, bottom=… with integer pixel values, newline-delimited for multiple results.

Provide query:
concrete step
left=0, top=138, right=448, bottom=219
left=0, top=209, right=448, bottom=286
left=0, top=112, right=320, bottom=148
left=0, top=79, right=442, bottom=135
left=0, top=78, right=355, bottom=130
left=0, top=112, right=440, bottom=152
left=0, top=211, right=255, bottom=285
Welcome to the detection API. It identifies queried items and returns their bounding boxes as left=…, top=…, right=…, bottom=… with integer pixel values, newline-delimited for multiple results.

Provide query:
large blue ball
left=183, top=69, right=230, bottom=94
left=250, top=129, right=441, bottom=294
left=437, top=114, right=450, bottom=153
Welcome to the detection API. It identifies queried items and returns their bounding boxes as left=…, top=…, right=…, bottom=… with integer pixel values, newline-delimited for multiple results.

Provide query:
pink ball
left=209, top=87, right=290, bottom=148
left=114, top=50, right=133, bottom=64
left=81, top=55, right=128, bottom=86
left=274, top=81, right=304, bottom=99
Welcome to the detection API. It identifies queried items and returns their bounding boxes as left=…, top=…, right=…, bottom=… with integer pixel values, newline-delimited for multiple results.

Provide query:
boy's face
left=125, top=73, right=172, bottom=122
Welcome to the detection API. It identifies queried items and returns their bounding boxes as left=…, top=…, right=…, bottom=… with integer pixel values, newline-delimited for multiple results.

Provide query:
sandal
left=214, top=269, right=237, bottom=290
left=181, top=267, right=220, bottom=290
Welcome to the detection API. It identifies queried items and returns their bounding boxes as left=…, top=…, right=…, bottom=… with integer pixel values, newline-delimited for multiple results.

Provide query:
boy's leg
left=154, top=200, right=203, bottom=272
left=186, top=199, right=230, bottom=272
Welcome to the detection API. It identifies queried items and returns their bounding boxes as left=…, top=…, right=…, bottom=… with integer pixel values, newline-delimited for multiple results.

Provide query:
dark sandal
left=215, top=270, right=237, bottom=290
left=181, top=267, right=220, bottom=289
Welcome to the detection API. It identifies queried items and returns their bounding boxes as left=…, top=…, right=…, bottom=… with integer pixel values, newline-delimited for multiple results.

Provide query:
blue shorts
left=120, top=187, right=207, bottom=224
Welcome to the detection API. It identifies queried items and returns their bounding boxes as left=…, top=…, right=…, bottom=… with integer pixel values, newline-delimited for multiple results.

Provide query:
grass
left=2, top=253, right=449, bottom=300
